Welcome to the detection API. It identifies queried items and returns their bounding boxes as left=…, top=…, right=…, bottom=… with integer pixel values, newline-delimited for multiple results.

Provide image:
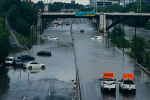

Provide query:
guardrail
left=70, top=19, right=81, bottom=100
left=76, top=70, right=81, bottom=100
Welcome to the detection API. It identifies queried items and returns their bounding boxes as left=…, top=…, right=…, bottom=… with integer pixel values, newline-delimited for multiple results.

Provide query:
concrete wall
left=99, top=14, right=106, bottom=33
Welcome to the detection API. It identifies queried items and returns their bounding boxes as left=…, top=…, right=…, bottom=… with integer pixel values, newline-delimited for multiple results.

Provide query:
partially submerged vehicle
left=80, top=30, right=84, bottom=33
left=5, top=57, right=15, bottom=65
left=37, top=51, right=51, bottom=56
left=119, top=73, right=136, bottom=93
left=100, top=72, right=116, bottom=92
left=91, top=36, right=102, bottom=40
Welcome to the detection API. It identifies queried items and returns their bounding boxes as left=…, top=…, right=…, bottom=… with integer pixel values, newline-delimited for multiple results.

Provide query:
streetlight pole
left=140, top=0, right=142, bottom=13
left=96, top=0, right=97, bottom=13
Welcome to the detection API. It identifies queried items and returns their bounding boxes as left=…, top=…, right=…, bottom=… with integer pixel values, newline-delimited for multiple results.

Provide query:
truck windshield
left=7, top=58, right=13, bottom=61
left=103, top=78, right=114, bottom=81
left=123, top=80, right=134, bottom=84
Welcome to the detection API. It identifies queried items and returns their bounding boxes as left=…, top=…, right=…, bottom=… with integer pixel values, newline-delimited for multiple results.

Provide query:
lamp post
left=140, top=0, right=142, bottom=13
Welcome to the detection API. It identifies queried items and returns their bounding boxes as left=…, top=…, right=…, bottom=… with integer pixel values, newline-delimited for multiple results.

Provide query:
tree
left=130, top=36, right=146, bottom=64
left=34, top=1, right=44, bottom=12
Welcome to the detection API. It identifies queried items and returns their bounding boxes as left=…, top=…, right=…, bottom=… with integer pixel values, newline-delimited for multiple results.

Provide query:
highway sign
left=75, top=11, right=95, bottom=17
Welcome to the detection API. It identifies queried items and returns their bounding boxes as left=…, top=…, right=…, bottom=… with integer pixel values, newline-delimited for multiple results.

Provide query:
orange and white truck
left=119, top=73, right=136, bottom=93
left=100, top=72, right=116, bottom=92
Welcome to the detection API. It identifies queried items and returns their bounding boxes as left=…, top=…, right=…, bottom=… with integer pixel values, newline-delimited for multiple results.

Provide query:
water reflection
left=120, top=92, right=136, bottom=100
left=0, top=67, right=10, bottom=95
left=101, top=92, right=116, bottom=100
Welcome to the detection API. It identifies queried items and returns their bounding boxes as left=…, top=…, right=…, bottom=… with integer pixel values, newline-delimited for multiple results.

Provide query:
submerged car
left=23, top=61, right=45, bottom=70
left=66, top=22, right=70, bottom=25
left=80, top=30, right=84, bottom=33
left=18, top=55, right=35, bottom=61
left=119, top=73, right=136, bottom=93
left=100, top=72, right=116, bottom=92
left=48, top=36, right=58, bottom=40
left=37, top=51, right=51, bottom=56
left=91, top=36, right=102, bottom=40
left=5, top=57, right=15, bottom=65
left=14, top=59, right=24, bottom=67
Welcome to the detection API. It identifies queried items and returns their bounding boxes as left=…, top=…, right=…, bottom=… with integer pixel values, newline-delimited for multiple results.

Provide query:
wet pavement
left=0, top=19, right=75, bottom=100
left=0, top=18, right=150, bottom=100
left=71, top=19, right=150, bottom=100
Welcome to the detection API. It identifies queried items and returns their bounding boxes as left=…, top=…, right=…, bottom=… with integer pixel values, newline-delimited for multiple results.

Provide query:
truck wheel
left=133, top=90, right=136, bottom=94
left=29, top=66, right=32, bottom=70
left=42, top=65, right=45, bottom=70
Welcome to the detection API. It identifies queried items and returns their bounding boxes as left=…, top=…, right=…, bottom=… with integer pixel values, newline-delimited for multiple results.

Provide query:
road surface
left=0, top=18, right=150, bottom=100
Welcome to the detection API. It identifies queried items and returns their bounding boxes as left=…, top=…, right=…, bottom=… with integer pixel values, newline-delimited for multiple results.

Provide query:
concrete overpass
left=40, top=12, right=150, bottom=32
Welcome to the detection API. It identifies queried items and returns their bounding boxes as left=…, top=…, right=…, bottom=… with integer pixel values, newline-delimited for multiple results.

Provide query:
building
left=71, top=0, right=75, bottom=4
left=119, top=0, right=136, bottom=6
left=44, top=4, right=49, bottom=12
left=91, top=0, right=119, bottom=7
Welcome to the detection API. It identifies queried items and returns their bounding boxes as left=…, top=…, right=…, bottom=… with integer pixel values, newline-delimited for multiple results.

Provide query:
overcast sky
left=32, top=0, right=89, bottom=5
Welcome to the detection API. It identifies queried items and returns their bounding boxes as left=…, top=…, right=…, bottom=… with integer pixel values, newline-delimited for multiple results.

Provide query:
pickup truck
left=119, top=73, right=136, bottom=93
left=100, top=72, right=116, bottom=92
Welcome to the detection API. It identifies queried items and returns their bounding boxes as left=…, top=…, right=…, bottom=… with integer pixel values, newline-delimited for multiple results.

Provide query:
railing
left=70, top=19, right=82, bottom=100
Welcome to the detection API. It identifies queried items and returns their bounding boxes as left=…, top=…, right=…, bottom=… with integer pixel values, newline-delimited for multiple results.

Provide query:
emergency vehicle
left=100, top=72, right=116, bottom=92
left=119, top=73, right=136, bottom=93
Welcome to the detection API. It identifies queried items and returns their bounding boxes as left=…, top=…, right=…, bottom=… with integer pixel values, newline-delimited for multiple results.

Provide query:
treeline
left=0, top=17, right=10, bottom=64
left=48, top=2, right=91, bottom=12
left=0, top=0, right=37, bottom=37
left=109, top=25, right=150, bottom=69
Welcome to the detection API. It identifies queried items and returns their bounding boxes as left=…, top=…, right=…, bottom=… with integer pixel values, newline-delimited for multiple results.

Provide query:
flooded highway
left=0, top=18, right=150, bottom=100
left=0, top=19, right=76, bottom=100
left=72, top=19, right=150, bottom=100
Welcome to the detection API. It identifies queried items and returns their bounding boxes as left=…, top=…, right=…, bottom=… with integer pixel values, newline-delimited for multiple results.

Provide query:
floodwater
left=0, top=19, right=76, bottom=100
left=71, top=19, right=150, bottom=100
left=0, top=18, right=150, bottom=100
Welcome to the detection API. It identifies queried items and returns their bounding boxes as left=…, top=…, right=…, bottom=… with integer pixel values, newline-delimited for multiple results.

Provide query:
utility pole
left=122, top=21, right=125, bottom=51
left=103, top=0, right=105, bottom=8
left=134, top=19, right=137, bottom=59
left=140, top=0, right=142, bottom=13
left=96, top=0, right=97, bottom=13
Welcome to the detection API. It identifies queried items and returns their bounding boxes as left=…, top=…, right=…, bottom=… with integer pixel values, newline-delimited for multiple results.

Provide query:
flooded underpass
left=1, top=18, right=150, bottom=100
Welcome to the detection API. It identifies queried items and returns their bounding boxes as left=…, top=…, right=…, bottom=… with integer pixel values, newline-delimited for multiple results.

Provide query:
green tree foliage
left=109, top=25, right=130, bottom=48
left=130, top=36, right=146, bottom=64
left=49, top=2, right=64, bottom=12
left=145, top=21, right=150, bottom=29
left=0, top=17, right=10, bottom=63
left=48, top=2, right=84, bottom=12
left=34, top=1, right=44, bottom=12
left=0, top=0, right=37, bottom=37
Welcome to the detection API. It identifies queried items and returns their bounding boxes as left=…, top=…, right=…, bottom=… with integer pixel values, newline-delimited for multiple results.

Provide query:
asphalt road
left=72, top=18, right=150, bottom=100
left=0, top=18, right=150, bottom=100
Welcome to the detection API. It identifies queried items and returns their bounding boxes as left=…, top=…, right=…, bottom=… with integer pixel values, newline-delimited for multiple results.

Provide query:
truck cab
left=100, top=72, right=116, bottom=92
left=119, top=73, right=136, bottom=93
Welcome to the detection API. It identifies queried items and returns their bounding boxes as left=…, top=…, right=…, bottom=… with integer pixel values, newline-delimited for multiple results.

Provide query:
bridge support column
left=99, top=14, right=106, bottom=33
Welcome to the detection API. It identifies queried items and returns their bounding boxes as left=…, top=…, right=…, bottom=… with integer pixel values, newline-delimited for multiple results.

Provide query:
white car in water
left=24, top=61, right=45, bottom=70
left=5, top=57, right=15, bottom=65
left=100, top=72, right=116, bottom=92
left=91, top=36, right=102, bottom=40
left=48, top=36, right=58, bottom=40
